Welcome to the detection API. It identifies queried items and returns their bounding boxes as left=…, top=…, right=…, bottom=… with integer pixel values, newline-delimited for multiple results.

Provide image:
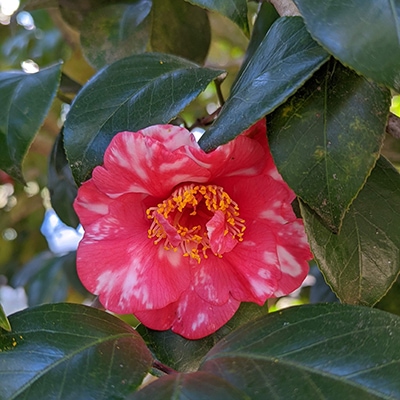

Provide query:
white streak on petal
left=258, top=268, right=271, bottom=279
left=277, top=245, right=302, bottom=277
left=159, top=159, right=187, bottom=172
left=249, top=278, right=273, bottom=297
left=263, top=251, right=278, bottom=264
left=260, top=209, right=287, bottom=224
left=191, top=312, right=207, bottom=331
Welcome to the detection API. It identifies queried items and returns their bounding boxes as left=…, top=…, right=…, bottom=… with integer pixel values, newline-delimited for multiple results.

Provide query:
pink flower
left=74, top=120, right=312, bottom=339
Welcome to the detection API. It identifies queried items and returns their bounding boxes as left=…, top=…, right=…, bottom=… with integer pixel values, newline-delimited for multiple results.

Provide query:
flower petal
left=206, top=210, right=238, bottom=255
left=135, top=288, right=240, bottom=339
left=73, top=179, right=113, bottom=225
left=77, top=194, right=191, bottom=311
left=92, top=129, right=211, bottom=198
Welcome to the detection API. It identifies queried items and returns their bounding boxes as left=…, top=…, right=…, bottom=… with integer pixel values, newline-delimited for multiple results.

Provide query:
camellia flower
left=74, top=120, right=312, bottom=339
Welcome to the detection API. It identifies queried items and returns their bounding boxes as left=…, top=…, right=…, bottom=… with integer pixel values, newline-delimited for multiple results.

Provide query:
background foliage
left=0, top=0, right=400, bottom=398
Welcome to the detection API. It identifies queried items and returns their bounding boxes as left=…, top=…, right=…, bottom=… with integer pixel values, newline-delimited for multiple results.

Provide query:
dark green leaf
left=301, top=157, right=400, bottom=306
left=201, top=303, right=400, bottom=399
left=128, top=372, right=248, bottom=400
left=294, top=0, right=400, bottom=91
left=0, top=63, right=62, bottom=182
left=0, top=303, right=153, bottom=399
left=80, top=1, right=152, bottom=69
left=63, top=53, right=223, bottom=184
left=184, top=0, right=249, bottom=35
left=151, top=0, right=211, bottom=65
left=268, top=60, right=390, bottom=232
left=236, top=1, right=279, bottom=78
left=0, top=304, right=11, bottom=332
left=199, top=17, right=329, bottom=152
left=48, top=131, right=79, bottom=228
left=138, top=302, right=267, bottom=373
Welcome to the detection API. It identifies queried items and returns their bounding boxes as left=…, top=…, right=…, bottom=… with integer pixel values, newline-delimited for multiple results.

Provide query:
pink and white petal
left=226, top=218, right=311, bottom=302
left=185, top=134, right=267, bottom=180
left=223, top=224, right=283, bottom=304
left=93, top=131, right=211, bottom=198
left=206, top=210, right=238, bottom=255
left=215, top=173, right=296, bottom=227
left=134, top=301, right=178, bottom=332
left=273, top=220, right=312, bottom=297
left=77, top=195, right=191, bottom=312
left=171, top=288, right=240, bottom=339
left=191, top=256, right=250, bottom=306
left=139, top=124, right=197, bottom=151
left=73, top=179, right=113, bottom=226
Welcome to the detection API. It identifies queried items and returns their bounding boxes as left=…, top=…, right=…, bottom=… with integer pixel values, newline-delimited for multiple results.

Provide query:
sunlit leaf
left=268, top=60, right=390, bottom=232
left=301, top=157, right=400, bottom=306
left=64, top=53, right=223, bottom=184
left=294, top=0, right=400, bottom=91
left=0, top=303, right=153, bottom=399
left=201, top=304, right=400, bottom=399
left=185, top=0, right=249, bottom=35
left=0, top=304, right=11, bottom=332
left=0, top=63, right=62, bottom=182
left=199, top=17, right=329, bottom=152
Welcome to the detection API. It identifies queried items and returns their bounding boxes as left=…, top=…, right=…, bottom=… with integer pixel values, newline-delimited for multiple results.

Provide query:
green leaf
left=201, top=304, right=400, bottom=399
left=138, top=302, right=267, bottom=373
left=151, top=0, right=211, bottom=65
left=268, top=60, right=391, bottom=232
left=0, top=63, right=62, bottom=182
left=48, top=131, right=79, bottom=228
left=301, top=157, right=400, bottom=306
left=80, top=1, right=152, bottom=69
left=198, top=17, right=329, bottom=152
left=184, top=0, right=249, bottom=35
left=237, top=1, right=279, bottom=77
left=63, top=53, right=223, bottom=184
left=294, top=0, right=400, bottom=92
left=128, top=372, right=248, bottom=400
left=0, top=304, right=11, bottom=332
left=0, top=303, right=153, bottom=399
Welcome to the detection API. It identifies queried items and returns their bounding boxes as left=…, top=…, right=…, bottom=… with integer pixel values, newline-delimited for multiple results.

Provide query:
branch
left=386, top=112, right=400, bottom=139
left=268, top=0, right=300, bottom=16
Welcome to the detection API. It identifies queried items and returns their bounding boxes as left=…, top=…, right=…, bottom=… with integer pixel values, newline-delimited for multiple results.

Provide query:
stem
left=214, top=76, right=226, bottom=106
left=152, top=360, right=178, bottom=375
left=268, top=0, right=300, bottom=16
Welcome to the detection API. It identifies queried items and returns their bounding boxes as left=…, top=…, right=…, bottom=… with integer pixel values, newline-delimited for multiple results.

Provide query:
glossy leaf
left=0, top=63, right=62, bottom=182
left=185, top=0, right=249, bottom=35
left=48, top=131, right=79, bottom=228
left=301, top=157, right=400, bottom=306
left=128, top=372, right=247, bottom=400
left=294, top=0, right=400, bottom=91
left=267, top=60, right=390, bottom=232
left=63, top=53, right=223, bottom=183
left=199, top=17, right=329, bottom=152
left=80, top=1, right=152, bottom=69
left=0, top=304, right=11, bottom=332
left=138, top=302, right=268, bottom=373
left=151, top=0, right=211, bottom=65
left=201, top=303, right=400, bottom=399
left=0, top=303, right=153, bottom=399
left=237, top=1, right=279, bottom=78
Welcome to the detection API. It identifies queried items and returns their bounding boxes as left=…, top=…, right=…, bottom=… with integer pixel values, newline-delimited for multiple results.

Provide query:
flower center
left=146, top=184, right=246, bottom=263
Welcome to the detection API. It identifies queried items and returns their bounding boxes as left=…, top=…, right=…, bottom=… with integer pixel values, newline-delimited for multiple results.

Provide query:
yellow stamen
left=147, top=184, right=246, bottom=263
